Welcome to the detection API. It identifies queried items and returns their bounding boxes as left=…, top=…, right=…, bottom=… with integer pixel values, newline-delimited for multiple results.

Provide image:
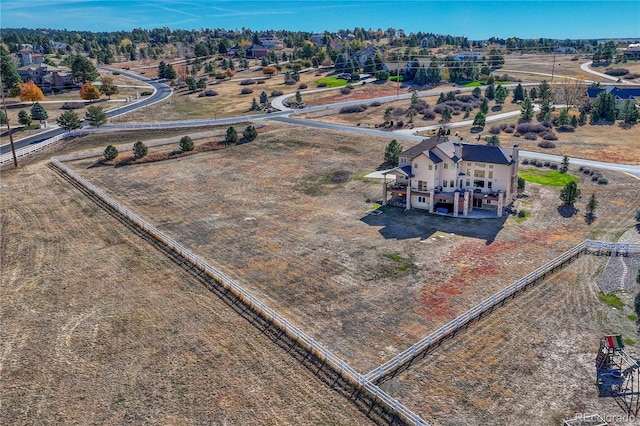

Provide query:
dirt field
left=0, top=160, right=373, bottom=425
left=61, top=122, right=640, bottom=374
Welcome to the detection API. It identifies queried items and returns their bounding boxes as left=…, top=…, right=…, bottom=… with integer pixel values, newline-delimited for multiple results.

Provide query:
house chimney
left=453, top=142, right=462, bottom=160
left=512, top=144, right=520, bottom=165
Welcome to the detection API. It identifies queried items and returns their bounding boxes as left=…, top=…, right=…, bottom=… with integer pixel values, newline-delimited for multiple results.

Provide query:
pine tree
left=243, top=125, right=258, bottom=142
left=132, top=141, right=148, bottom=159
left=586, top=193, right=598, bottom=218
left=620, top=99, right=639, bottom=124
left=560, top=181, right=581, bottom=206
left=103, top=145, right=118, bottom=161
left=512, top=83, right=525, bottom=102
left=484, top=83, right=495, bottom=100
left=30, top=102, right=49, bottom=124
left=179, top=136, right=194, bottom=152
left=521, top=98, right=534, bottom=121
left=260, top=91, right=268, bottom=104
left=56, top=110, right=82, bottom=132
left=473, top=112, right=486, bottom=127
left=384, top=139, right=403, bottom=166
left=225, top=126, right=238, bottom=146
left=18, top=110, right=32, bottom=126
left=85, top=105, right=106, bottom=127
left=494, top=85, right=508, bottom=107
left=479, top=98, right=489, bottom=114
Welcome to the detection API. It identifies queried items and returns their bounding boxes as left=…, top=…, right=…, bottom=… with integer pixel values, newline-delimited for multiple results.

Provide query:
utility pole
left=0, top=75, right=19, bottom=167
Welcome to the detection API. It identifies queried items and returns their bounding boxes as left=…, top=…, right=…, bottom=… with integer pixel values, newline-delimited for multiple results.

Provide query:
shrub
left=543, top=161, right=551, bottom=167
left=179, top=135, right=194, bottom=152
left=521, top=158, right=530, bottom=165
left=517, top=210, right=527, bottom=218
left=317, top=82, right=328, bottom=88
left=624, top=73, right=640, bottom=80
left=550, top=163, right=558, bottom=170
left=271, top=90, right=283, bottom=97
left=542, top=132, right=558, bottom=140
left=538, top=140, right=556, bottom=148
left=240, top=79, right=256, bottom=85
left=140, top=91, right=153, bottom=96
left=557, top=124, right=575, bottom=132
left=340, top=86, right=353, bottom=95
left=489, top=125, right=501, bottom=134
left=61, top=102, right=85, bottom=110
left=240, top=87, right=254, bottom=94
left=132, top=141, right=148, bottom=159
left=517, top=123, right=547, bottom=134
left=524, top=132, right=537, bottom=140
left=597, top=177, right=609, bottom=185
left=370, top=101, right=381, bottom=107
left=256, top=80, right=265, bottom=84
left=198, top=89, right=218, bottom=97
left=298, top=83, right=308, bottom=89
left=340, top=104, right=368, bottom=113
left=605, top=68, right=629, bottom=76
left=503, top=126, right=515, bottom=134
left=103, top=145, right=118, bottom=161
left=582, top=167, right=591, bottom=174
left=422, top=110, right=436, bottom=120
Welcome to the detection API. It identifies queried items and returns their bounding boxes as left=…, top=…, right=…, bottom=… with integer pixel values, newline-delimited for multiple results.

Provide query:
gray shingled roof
left=398, top=135, right=448, bottom=160
left=461, top=144, right=515, bottom=165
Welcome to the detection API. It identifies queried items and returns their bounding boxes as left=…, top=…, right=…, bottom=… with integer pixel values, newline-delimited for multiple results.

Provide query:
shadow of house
left=360, top=205, right=506, bottom=244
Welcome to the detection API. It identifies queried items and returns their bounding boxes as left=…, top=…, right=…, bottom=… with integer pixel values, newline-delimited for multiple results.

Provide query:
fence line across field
left=49, top=159, right=432, bottom=426
left=365, top=239, right=640, bottom=382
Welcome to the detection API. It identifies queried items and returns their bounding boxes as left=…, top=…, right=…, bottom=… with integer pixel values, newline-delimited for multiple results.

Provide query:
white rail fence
left=49, top=159, right=431, bottom=426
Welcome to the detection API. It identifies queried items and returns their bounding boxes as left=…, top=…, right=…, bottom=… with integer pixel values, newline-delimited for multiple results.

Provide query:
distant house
left=587, top=86, right=640, bottom=109
left=49, top=40, right=71, bottom=54
left=623, top=43, right=640, bottom=60
left=17, top=49, right=44, bottom=67
left=381, top=135, right=520, bottom=217
left=350, top=46, right=384, bottom=67
left=17, top=63, right=74, bottom=91
left=454, top=51, right=479, bottom=61
left=554, top=47, right=577, bottom=54
left=258, top=33, right=283, bottom=49
left=310, top=34, right=325, bottom=46
left=247, top=44, right=269, bottom=59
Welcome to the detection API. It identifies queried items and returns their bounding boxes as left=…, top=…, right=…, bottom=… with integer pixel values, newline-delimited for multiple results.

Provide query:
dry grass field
left=0, top=159, right=373, bottom=426
left=60, top=122, right=639, bottom=375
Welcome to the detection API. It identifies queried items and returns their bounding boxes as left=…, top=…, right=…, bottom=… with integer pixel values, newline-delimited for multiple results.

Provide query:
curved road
left=0, top=68, right=173, bottom=155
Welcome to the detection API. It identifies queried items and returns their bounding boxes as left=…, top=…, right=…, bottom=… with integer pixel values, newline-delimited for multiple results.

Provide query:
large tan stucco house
left=382, top=135, right=520, bottom=217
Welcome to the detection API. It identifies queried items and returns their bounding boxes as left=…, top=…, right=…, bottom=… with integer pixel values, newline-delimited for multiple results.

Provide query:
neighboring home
left=310, top=34, right=325, bottom=46
left=49, top=40, right=71, bottom=54
left=555, top=46, right=577, bottom=54
left=382, top=135, right=520, bottom=217
left=258, top=33, right=283, bottom=49
left=17, top=48, right=44, bottom=67
left=17, top=63, right=74, bottom=91
left=350, top=45, right=384, bottom=67
left=587, top=86, right=640, bottom=109
left=622, top=43, right=640, bottom=60
left=247, top=44, right=269, bottom=59
left=454, top=51, right=479, bottom=61
left=420, top=36, right=435, bottom=49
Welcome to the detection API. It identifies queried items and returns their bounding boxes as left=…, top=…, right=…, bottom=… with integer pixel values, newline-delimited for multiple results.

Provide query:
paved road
left=579, top=61, right=639, bottom=85
left=0, top=68, right=172, bottom=155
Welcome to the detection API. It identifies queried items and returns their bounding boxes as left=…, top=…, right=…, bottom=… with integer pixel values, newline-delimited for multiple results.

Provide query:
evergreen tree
left=529, top=87, right=538, bottom=100
left=251, top=97, right=259, bottom=111
left=0, top=110, right=6, bottom=125
left=560, top=181, right=581, bottom=206
left=85, top=105, right=107, bottom=127
left=69, top=54, right=99, bottom=83
left=157, top=61, right=167, bottom=78
left=18, top=110, right=32, bottom=126
left=512, top=83, right=525, bottom=103
left=485, top=83, right=495, bottom=100
left=132, top=141, right=148, bottom=159
left=103, top=145, right=118, bottom=161
left=414, top=66, right=427, bottom=85
left=295, top=90, right=302, bottom=104
left=479, top=98, right=489, bottom=114
left=225, top=126, right=238, bottom=146
left=436, top=93, right=446, bottom=104
left=557, top=108, right=571, bottom=126
left=486, top=135, right=500, bottom=146
left=243, top=125, right=258, bottom=142
left=0, top=47, right=22, bottom=90
left=472, top=86, right=482, bottom=97
left=473, top=111, right=486, bottom=127
left=260, top=91, right=268, bottom=104
left=56, top=110, right=82, bottom=132
left=179, top=135, right=194, bottom=152
left=441, top=108, right=452, bottom=123
left=384, top=139, right=403, bottom=166
left=586, top=193, right=598, bottom=219
left=561, top=155, right=570, bottom=172
left=620, top=99, right=639, bottom=124
left=30, top=102, right=48, bottom=124
left=494, top=85, right=508, bottom=107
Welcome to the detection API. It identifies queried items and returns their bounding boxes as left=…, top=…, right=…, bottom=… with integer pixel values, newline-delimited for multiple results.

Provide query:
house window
left=466, top=179, right=471, bottom=187
left=450, top=180, right=455, bottom=187
left=488, top=181, right=493, bottom=189
left=452, top=163, right=456, bottom=169
left=474, top=170, right=486, bottom=178
left=414, top=163, right=418, bottom=169
left=443, top=180, right=448, bottom=187
left=488, top=171, right=493, bottom=179
left=444, top=163, right=448, bottom=169
left=474, top=180, right=485, bottom=188
left=475, top=162, right=486, bottom=168
left=489, top=164, right=494, bottom=169
left=428, top=164, right=433, bottom=170
left=400, top=157, right=407, bottom=165
left=467, top=162, right=472, bottom=167
left=417, top=196, right=426, bottom=203
left=418, top=180, right=428, bottom=191
left=466, top=169, right=471, bottom=176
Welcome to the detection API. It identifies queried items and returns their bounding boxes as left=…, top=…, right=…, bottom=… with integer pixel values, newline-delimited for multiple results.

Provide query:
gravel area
left=598, top=227, right=640, bottom=293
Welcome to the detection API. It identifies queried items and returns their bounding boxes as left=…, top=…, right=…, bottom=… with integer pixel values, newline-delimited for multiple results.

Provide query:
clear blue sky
left=1, top=0, right=639, bottom=40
